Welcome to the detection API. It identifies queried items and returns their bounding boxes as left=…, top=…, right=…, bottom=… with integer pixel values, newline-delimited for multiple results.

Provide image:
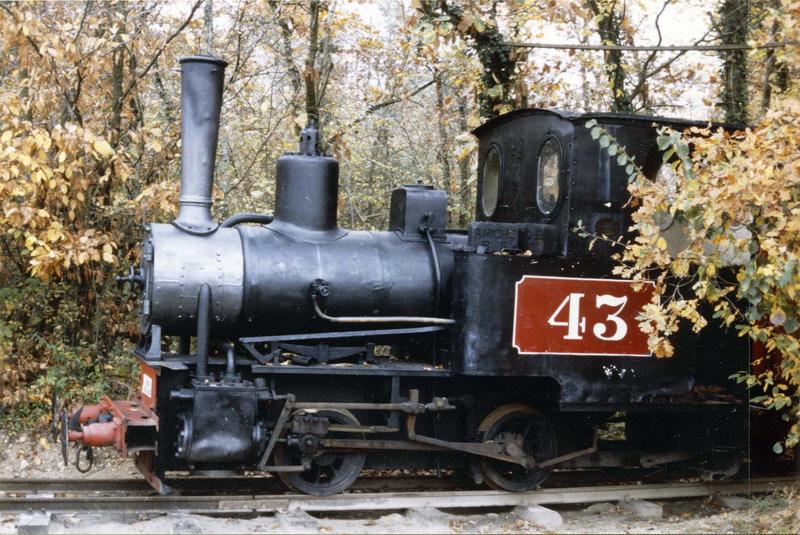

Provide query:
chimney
left=173, top=55, right=228, bottom=235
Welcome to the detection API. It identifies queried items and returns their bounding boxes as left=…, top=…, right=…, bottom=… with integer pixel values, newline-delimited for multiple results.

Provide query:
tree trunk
left=434, top=73, right=452, bottom=197
left=457, top=100, right=472, bottom=227
left=759, top=0, right=784, bottom=115
left=109, top=5, right=126, bottom=147
left=585, top=0, right=633, bottom=113
left=304, top=0, right=320, bottom=127
left=203, top=0, right=214, bottom=55
left=418, top=1, right=516, bottom=119
left=717, top=0, right=750, bottom=124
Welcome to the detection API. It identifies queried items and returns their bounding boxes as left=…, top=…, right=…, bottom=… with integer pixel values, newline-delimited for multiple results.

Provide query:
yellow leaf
left=93, top=139, right=115, bottom=159
left=656, top=237, right=667, bottom=250
left=102, top=251, right=114, bottom=263
left=0, top=130, right=12, bottom=144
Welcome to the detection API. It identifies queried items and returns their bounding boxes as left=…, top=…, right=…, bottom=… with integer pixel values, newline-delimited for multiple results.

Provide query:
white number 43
left=547, top=293, right=628, bottom=342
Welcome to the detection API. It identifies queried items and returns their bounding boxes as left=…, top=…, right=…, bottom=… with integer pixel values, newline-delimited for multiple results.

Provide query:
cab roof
left=471, top=108, right=741, bottom=137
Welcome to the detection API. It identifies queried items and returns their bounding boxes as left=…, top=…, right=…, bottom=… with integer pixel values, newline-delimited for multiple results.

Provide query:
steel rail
left=0, top=477, right=795, bottom=514
left=0, top=468, right=777, bottom=495
left=0, top=474, right=472, bottom=495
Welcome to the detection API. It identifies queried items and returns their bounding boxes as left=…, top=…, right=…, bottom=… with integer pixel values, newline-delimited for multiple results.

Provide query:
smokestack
left=173, top=55, right=228, bottom=235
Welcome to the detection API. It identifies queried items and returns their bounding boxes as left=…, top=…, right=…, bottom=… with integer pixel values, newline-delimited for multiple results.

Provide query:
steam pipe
left=220, top=213, right=274, bottom=228
left=173, top=55, right=228, bottom=235
left=225, top=344, right=236, bottom=381
left=195, top=284, right=212, bottom=378
left=424, top=228, right=442, bottom=315
left=311, top=294, right=455, bottom=325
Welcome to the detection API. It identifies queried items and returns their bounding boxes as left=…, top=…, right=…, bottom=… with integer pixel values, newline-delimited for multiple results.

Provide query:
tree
left=717, top=0, right=751, bottom=123
left=0, top=1, right=205, bottom=418
left=418, top=0, right=518, bottom=119
left=582, top=1, right=800, bottom=449
left=582, top=0, right=715, bottom=114
left=585, top=0, right=633, bottom=112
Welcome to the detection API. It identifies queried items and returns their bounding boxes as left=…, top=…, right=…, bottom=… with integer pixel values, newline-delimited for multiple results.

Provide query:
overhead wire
left=502, top=40, right=798, bottom=52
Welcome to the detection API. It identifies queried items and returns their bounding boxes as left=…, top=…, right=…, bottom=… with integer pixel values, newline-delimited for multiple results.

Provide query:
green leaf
left=779, top=259, right=796, bottom=288
left=590, top=127, right=601, bottom=140
left=626, top=163, right=635, bottom=175
left=608, top=144, right=618, bottom=156
left=656, top=135, right=671, bottom=150
left=599, top=135, right=610, bottom=148
left=676, top=143, right=689, bottom=159
left=773, top=442, right=784, bottom=454
left=585, top=119, right=598, bottom=128
left=617, top=153, right=627, bottom=166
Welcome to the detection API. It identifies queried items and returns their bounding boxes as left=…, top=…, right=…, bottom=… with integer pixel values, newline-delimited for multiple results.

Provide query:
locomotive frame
left=55, top=55, right=750, bottom=496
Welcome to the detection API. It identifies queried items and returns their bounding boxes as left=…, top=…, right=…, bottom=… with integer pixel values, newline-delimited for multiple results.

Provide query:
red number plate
left=513, top=276, right=655, bottom=356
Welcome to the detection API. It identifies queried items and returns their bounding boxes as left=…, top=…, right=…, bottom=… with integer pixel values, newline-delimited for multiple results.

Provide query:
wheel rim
left=274, top=409, right=365, bottom=496
left=479, top=404, right=557, bottom=492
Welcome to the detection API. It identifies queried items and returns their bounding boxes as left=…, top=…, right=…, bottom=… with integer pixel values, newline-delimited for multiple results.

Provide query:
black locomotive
left=58, top=55, right=749, bottom=495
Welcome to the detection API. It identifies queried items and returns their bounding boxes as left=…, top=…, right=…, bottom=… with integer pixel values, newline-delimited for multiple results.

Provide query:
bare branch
left=327, top=78, right=436, bottom=143
left=121, top=0, right=203, bottom=100
left=503, top=39, right=796, bottom=52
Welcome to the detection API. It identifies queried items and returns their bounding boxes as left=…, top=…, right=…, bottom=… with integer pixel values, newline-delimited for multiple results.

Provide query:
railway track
left=0, top=467, right=690, bottom=496
left=0, top=476, right=795, bottom=515
left=0, top=474, right=466, bottom=496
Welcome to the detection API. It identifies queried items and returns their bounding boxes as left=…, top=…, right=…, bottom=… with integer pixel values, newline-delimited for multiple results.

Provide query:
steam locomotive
left=55, top=55, right=749, bottom=495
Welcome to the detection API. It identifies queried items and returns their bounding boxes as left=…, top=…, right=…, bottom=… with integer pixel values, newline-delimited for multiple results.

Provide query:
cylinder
left=273, top=154, right=339, bottom=232
left=140, top=223, right=244, bottom=336
left=174, top=55, right=228, bottom=235
left=237, top=226, right=455, bottom=336
left=79, top=422, right=118, bottom=448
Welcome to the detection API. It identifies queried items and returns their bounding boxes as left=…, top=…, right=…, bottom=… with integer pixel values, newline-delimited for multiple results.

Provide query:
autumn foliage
left=0, top=2, right=180, bottom=424
left=0, top=0, right=798, bottom=449
left=585, top=2, right=800, bottom=448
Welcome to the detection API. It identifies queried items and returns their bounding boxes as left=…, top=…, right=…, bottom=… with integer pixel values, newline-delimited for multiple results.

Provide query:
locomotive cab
left=470, top=109, right=687, bottom=261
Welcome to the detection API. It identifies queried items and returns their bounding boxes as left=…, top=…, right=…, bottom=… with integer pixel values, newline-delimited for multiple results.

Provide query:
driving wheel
left=479, top=403, right=557, bottom=491
left=273, top=409, right=366, bottom=496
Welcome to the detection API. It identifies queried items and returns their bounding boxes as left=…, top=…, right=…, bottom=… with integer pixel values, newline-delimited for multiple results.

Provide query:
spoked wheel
left=273, top=409, right=366, bottom=496
left=479, top=403, right=557, bottom=492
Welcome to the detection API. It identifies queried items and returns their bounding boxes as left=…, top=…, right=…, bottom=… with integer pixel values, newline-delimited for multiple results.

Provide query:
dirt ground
left=1, top=430, right=797, bottom=534
left=0, top=430, right=140, bottom=480
left=1, top=494, right=797, bottom=534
